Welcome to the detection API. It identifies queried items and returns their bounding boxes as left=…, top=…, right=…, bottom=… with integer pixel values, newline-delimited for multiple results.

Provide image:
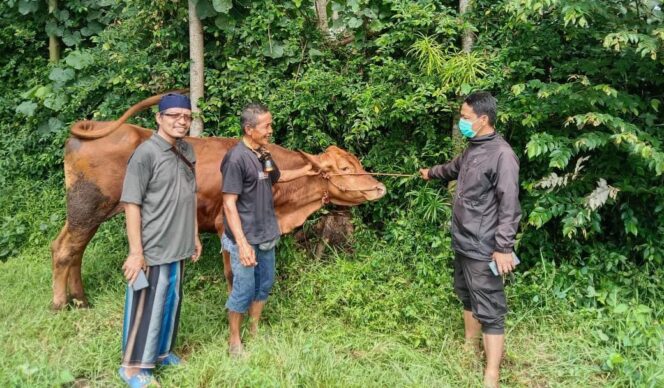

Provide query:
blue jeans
left=222, top=234, right=276, bottom=313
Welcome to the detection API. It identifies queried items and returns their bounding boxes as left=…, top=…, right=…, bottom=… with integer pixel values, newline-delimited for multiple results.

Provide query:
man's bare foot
left=483, top=369, right=499, bottom=388
left=463, top=338, right=482, bottom=356
left=229, top=343, right=244, bottom=358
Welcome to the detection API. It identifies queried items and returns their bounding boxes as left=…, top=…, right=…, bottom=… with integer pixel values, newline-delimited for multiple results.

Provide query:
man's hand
left=278, top=163, right=319, bottom=182
left=419, top=168, right=430, bottom=180
left=122, top=252, right=146, bottom=283
left=492, top=251, right=514, bottom=275
left=238, top=240, right=257, bottom=267
left=192, top=235, right=203, bottom=262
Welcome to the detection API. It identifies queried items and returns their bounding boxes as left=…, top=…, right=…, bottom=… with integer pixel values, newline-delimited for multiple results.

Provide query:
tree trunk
left=314, top=0, right=329, bottom=36
left=449, top=0, right=475, bottom=190
left=460, top=0, right=474, bottom=53
left=188, top=0, right=205, bottom=137
left=48, top=0, right=60, bottom=63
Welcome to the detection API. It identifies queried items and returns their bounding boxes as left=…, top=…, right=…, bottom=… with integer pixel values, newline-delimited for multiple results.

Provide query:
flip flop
left=158, top=352, right=181, bottom=366
left=118, top=367, right=158, bottom=388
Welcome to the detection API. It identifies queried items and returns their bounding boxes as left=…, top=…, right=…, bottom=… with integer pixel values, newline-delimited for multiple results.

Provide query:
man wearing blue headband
left=118, top=93, right=202, bottom=387
left=419, top=91, right=521, bottom=388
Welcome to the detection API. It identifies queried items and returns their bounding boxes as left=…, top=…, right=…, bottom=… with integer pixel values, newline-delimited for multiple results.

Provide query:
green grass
left=0, top=237, right=618, bottom=387
left=0, top=184, right=661, bottom=387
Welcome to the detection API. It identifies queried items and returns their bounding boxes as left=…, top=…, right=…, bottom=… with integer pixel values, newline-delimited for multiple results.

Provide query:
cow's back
left=62, top=131, right=305, bottom=233
left=64, top=123, right=152, bottom=227
left=188, top=138, right=304, bottom=233
left=188, top=136, right=238, bottom=233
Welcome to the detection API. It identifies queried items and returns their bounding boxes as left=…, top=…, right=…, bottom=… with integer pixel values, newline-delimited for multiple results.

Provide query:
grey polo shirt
left=120, top=133, right=197, bottom=266
left=220, top=141, right=281, bottom=245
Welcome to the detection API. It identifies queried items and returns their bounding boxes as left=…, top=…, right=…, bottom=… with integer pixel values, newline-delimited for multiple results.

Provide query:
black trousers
left=453, top=253, right=507, bottom=335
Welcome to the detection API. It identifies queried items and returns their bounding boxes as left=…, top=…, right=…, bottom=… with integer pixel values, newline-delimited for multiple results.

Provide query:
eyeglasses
left=161, top=112, right=193, bottom=122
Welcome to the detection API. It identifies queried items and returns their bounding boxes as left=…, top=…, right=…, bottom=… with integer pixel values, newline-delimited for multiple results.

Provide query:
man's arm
left=120, top=149, right=151, bottom=283
left=223, top=194, right=256, bottom=267
left=192, top=197, right=202, bottom=262
left=278, top=164, right=316, bottom=182
left=186, top=144, right=202, bottom=262
left=221, top=154, right=255, bottom=266
left=420, top=154, right=463, bottom=181
left=491, top=151, right=522, bottom=274
left=123, top=203, right=145, bottom=283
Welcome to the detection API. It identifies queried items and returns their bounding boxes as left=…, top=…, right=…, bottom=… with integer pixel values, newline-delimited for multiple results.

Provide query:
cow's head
left=300, top=146, right=387, bottom=205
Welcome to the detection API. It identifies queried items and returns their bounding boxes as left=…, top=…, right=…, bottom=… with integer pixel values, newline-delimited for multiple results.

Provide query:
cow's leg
left=51, top=222, right=98, bottom=310
left=51, top=227, right=71, bottom=310
left=54, top=175, right=118, bottom=309
left=214, top=210, right=233, bottom=294
left=66, top=240, right=94, bottom=307
left=222, top=250, right=233, bottom=294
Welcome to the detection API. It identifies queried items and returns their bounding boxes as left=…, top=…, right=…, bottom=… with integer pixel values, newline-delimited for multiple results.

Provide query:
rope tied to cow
left=317, top=171, right=418, bottom=201
left=324, top=172, right=417, bottom=178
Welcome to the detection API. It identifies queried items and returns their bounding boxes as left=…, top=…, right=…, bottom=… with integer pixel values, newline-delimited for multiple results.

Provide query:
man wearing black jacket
left=420, top=91, right=521, bottom=388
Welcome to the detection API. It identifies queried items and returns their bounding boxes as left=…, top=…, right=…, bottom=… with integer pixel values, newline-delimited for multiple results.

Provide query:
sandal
left=118, top=367, right=158, bottom=388
left=158, top=352, right=181, bottom=366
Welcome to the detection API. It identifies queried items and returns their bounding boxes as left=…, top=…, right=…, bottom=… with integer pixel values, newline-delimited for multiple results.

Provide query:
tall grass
left=0, top=182, right=661, bottom=387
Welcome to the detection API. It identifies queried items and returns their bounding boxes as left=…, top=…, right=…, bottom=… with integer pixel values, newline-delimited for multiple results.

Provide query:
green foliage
left=469, top=0, right=664, bottom=274
left=1, top=189, right=662, bottom=386
left=2, top=0, right=121, bottom=48
left=408, top=33, right=445, bottom=76
left=0, top=179, right=64, bottom=261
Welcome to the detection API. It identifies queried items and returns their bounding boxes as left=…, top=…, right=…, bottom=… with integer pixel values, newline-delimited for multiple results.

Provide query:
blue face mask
left=458, top=118, right=476, bottom=138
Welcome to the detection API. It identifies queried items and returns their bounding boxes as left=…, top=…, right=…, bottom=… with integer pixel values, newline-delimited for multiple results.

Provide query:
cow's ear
left=298, top=150, right=324, bottom=170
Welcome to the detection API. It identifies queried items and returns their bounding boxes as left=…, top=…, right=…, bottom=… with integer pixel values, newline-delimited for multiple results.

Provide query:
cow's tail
left=70, top=89, right=188, bottom=139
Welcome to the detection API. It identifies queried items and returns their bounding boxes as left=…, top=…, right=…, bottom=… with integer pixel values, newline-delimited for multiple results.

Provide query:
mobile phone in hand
left=131, top=269, right=149, bottom=291
left=489, top=252, right=520, bottom=276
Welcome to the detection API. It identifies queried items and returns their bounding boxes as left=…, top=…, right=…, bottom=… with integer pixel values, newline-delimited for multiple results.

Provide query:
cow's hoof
left=50, top=300, right=69, bottom=311
left=70, top=297, right=90, bottom=309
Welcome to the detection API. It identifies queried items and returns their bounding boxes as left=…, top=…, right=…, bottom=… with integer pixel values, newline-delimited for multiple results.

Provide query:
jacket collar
left=469, top=131, right=497, bottom=145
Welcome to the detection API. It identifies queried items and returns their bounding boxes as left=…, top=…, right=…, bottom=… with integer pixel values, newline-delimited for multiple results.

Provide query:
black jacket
left=429, top=132, right=521, bottom=261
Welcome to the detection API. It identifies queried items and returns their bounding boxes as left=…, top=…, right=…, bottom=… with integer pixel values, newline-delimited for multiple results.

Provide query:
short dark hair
left=240, top=103, right=270, bottom=133
left=464, top=91, right=497, bottom=126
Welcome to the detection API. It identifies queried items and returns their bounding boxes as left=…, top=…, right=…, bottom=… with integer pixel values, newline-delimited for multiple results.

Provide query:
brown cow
left=50, top=93, right=386, bottom=310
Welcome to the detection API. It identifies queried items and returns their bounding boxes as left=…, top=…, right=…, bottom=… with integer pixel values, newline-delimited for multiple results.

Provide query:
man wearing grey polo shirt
left=118, top=93, right=202, bottom=387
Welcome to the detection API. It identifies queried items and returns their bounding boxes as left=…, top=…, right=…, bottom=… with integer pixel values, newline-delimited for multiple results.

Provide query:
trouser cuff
left=481, top=326, right=505, bottom=335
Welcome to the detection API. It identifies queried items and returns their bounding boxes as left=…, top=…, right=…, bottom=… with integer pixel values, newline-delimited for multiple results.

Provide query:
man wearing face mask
left=220, top=103, right=315, bottom=356
left=419, top=91, right=521, bottom=388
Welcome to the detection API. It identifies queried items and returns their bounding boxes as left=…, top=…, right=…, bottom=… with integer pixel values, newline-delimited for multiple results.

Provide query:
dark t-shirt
left=220, top=141, right=281, bottom=244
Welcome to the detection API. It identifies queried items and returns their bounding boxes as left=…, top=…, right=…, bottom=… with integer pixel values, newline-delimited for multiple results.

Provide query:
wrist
left=238, top=237, right=250, bottom=246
